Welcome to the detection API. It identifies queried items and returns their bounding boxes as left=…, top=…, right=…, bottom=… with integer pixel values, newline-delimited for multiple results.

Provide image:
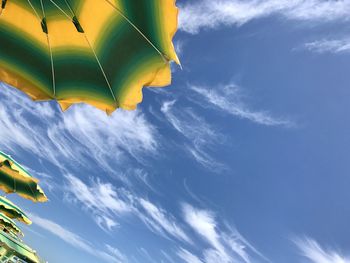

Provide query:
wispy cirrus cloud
left=190, top=83, right=292, bottom=127
left=0, top=84, right=158, bottom=178
left=182, top=203, right=268, bottom=263
left=105, top=245, right=129, bottom=263
left=29, top=213, right=127, bottom=263
left=64, top=174, right=191, bottom=244
left=303, top=38, right=350, bottom=54
left=138, top=198, right=192, bottom=244
left=177, top=248, right=204, bottom=263
left=64, top=174, right=132, bottom=231
left=161, top=250, right=177, bottom=263
left=295, top=237, right=350, bottom=263
left=161, top=100, right=225, bottom=170
left=179, top=0, right=350, bottom=34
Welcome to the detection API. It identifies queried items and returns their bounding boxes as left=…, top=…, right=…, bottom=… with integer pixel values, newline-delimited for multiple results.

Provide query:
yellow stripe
left=119, top=59, right=171, bottom=110
left=78, top=0, right=120, bottom=50
left=1, top=2, right=47, bottom=48
left=161, top=0, right=180, bottom=64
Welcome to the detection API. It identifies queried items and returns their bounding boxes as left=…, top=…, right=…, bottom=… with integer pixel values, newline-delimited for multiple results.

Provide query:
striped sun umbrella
left=0, top=197, right=32, bottom=225
left=0, top=0, right=179, bottom=114
left=0, top=213, right=23, bottom=237
left=0, top=151, right=47, bottom=203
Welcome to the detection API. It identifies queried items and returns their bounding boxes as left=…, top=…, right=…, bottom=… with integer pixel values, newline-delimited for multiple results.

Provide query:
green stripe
left=121, top=0, right=166, bottom=53
left=0, top=26, right=52, bottom=95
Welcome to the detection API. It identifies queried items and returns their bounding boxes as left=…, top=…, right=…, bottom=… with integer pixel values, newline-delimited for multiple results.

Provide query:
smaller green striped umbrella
left=0, top=213, right=23, bottom=236
left=0, top=151, right=47, bottom=202
left=0, top=230, right=40, bottom=263
left=0, top=197, right=32, bottom=225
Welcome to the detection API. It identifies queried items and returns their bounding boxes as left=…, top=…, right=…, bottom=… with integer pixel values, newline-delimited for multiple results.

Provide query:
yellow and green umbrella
left=0, top=213, right=23, bottom=236
left=0, top=197, right=32, bottom=225
left=0, top=151, right=47, bottom=203
left=0, top=0, right=179, bottom=113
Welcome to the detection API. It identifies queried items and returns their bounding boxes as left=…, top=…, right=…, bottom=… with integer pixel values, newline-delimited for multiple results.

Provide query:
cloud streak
left=179, top=0, right=350, bottom=34
left=161, top=100, right=225, bottom=170
left=0, top=84, right=158, bottom=179
left=64, top=174, right=191, bottom=245
left=303, top=38, right=350, bottom=54
left=177, top=248, right=204, bottom=263
left=190, top=83, right=292, bottom=127
left=29, top=213, right=126, bottom=263
left=182, top=203, right=268, bottom=263
left=138, top=198, right=192, bottom=244
left=64, top=174, right=132, bottom=231
left=295, top=237, right=350, bottom=263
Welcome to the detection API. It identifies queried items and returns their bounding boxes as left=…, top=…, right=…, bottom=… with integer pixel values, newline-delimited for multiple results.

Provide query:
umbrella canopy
left=0, top=0, right=179, bottom=113
left=0, top=151, right=47, bottom=202
left=0, top=213, right=23, bottom=236
left=0, top=197, right=32, bottom=225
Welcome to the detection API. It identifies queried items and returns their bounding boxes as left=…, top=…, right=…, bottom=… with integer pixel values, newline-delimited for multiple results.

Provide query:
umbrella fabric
left=0, top=151, right=47, bottom=202
left=0, top=197, right=32, bottom=225
left=0, top=0, right=179, bottom=113
left=0, top=213, right=23, bottom=236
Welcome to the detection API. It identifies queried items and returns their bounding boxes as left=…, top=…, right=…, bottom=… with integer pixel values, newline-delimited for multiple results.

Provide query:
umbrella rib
left=49, top=0, right=72, bottom=20
left=40, top=0, right=56, bottom=96
left=26, top=0, right=56, bottom=97
left=27, top=182, right=38, bottom=202
left=46, top=22, right=56, bottom=97
left=47, top=0, right=118, bottom=104
left=13, top=174, right=15, bottom=194
left=26, top=0, right=41, bottom=20
left=63, top=0, right=74, bottom=16
left=64, top=0, right=118, bottom=105
left=83, top=35, right=118, bottom=104
left=104, top=0, right=169, bottom=64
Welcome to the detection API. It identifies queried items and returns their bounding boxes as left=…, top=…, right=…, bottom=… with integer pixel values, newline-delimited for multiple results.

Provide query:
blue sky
left=1, top=0, right=350, bottom=262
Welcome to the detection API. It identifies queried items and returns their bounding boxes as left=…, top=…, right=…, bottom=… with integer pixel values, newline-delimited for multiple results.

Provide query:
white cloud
left=161, top=250, right=177, bottom=263
left=303, top=38, right=350, bottom=54
left=29, top=213, right=126, bottom=263
left=130, top=169, right=157, bottom=192
left=95, top=215, right=119, bottom=232
left=177, top=248, right=204, bottom=263
left=295, top=237, right=350, bottom=263
left=64, top=174, right=132, bottom=214
left=174, top=40, right=185, bottom=57
left=190, top=83, right=292, bottom=127
left=139, top=247, right=157, bottom=263
left=186, top=146, right=223, bottom=171
left=64, top=174, right=191, bottom=245
left=138, top=198, right=192, bottom=244
left=0, top=84, right=158, bottom=176
left=161, top=100, right=225, bottom=170
left=105, top=244, right=129, bottom=263
left=182, top=203, right=232, bottom=262
left=182, top=203, right=268, bottom=263
left=179, top=0, right=350, bottom=34
left=64, top=174, right=132, bottom=231
left=161, top=101, right=218, bottom=141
